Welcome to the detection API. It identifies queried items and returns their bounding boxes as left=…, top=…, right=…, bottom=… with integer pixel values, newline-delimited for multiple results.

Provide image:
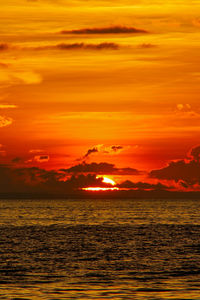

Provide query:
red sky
left=1, top=0, right=200, bottom=191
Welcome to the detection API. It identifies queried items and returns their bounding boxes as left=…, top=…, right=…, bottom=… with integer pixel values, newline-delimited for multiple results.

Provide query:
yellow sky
left=1, top=0, right=200, bottom=173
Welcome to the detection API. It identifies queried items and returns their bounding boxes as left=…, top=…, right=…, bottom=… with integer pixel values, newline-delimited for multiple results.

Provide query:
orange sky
left=1, top=0, right=200, bottom=189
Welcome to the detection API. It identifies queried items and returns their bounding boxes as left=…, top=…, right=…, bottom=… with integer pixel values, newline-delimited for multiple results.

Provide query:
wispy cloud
left=138, top=43, right=157, bottom=49
left=0, top=62, right=9, bottom=68
left=29, top=149, right=45, bottom=153
left=0, top=116, right=13, bottom=128
left=60, top=26, right=148, bottom=35
left=13, top=71, right=42, bottom=84
left=34, top=155, right=50, bottom=163
left=0, top=42, right=119, bottom=51
left=0, top=104, right=17, bottom=109
left=0, top=66, right=42, bottom=86
left=26, top=155, right=50, bottom=163
left=80, top=144, right=126, bottom=160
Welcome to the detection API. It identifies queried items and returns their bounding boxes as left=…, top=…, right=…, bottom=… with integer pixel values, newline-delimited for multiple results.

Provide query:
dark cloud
left=63, top=162, right=117, bottom=174
left=0, top=42, right=119, bottom=52
left=34, top=42, right=119, bottom=50
left=138, top=43, right=157, bottom=48
left=111, top=145, right=123, bottom=152
left=34, top=155, right=49, bottom=163
left=0, top=165, right=64, bottom=193
left=118, top=180, right=171, bottom=191
left=64, top=174, right=108, bottom=189
left=150, top=160, right=200, bottom=185
left=189, top=145, right=200, bottom=161
left=12, top=157, right=22, bottom=164
left=60, top=26, right=148, bottom=35
left=62, top=162, right=140, bottom=175
left=83, top=147, right=98, bottom=159
left=0, top=44, right=9, bottom=51
left=0, top=165, right=111, bottom=194
left=80, top=144, right=124, bottom=160
left=149, top=145, right=200, bottom=186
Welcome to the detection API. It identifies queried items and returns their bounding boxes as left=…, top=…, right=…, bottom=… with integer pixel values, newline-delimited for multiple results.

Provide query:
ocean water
left=0, top=198, right=200, bottom=300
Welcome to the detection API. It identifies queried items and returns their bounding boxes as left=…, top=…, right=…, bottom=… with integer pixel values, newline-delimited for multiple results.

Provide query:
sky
left=1, top=0, right=200, bottom=192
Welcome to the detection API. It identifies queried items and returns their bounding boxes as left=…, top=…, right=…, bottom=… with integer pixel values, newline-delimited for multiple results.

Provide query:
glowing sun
left=82, top=175, right=119, bottom=191
left=97, top=176, right=116, bottom=186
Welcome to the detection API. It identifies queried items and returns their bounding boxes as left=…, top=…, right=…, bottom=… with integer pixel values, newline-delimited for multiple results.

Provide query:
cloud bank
left=62, top=162, right=140, bottom=175
left=118, top=180, right=172, bottom=191
left=0, top=165, right=111, bottom=194
left=150, top=145, right=200, bottom=187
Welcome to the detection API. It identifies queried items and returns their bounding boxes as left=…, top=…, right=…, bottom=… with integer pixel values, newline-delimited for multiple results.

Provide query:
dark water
left=1, top=198, right=200, bottom=299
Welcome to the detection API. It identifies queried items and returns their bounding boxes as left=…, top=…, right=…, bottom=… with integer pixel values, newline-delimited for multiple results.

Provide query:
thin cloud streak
left=0, top=104, right=18, bottom=109
left=60, top=25, right=148, bottom=35
left=0, top=42, right=119, bottom=51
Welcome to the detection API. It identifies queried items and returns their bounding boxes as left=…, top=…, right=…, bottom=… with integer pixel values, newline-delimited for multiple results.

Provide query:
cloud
left=0, top=151, right=6, bottom=157
left=0, top=165, right=110, bottom=194
left=29, top=149, right=45, bottom=153
left=12, top=157, right=22, bottom=164
left=13, top=166, right=64, bottom=185
left=111, top=145, right=123, bottom=152
left=25, top=154, right=50, bottom=164
left=83, top=147, right=99, bottom=159
left=176, top=103, right=192, bottom=112
left=190, top=145, right=200, bottom=161
left=64, top=174, right=109, bottom=189
left=0, top=68, right=42, bottom=86
left=60, top=26, right=148, bottom=35
left=55, top=42, right=119, bottom=50
left=0, top=42, right=119, bottom=51
left=0, top=115, right=13, bottom=128
left=0, top=43, right=9, bottom=51
left=0, top=144, right=6, bottom=156
left=0, top=62, right=9, bottom=68
left=13, top=71, right=42, bottom=85
left=149, top=145, right=200, bottom=186
left=34, top=155, right=50, bottom=163
left=118, top=180, right=171, bottom=191
left=0, top=104, right=17, bottom=109
left=80, top=144, right=125, bottom=160
left=62, top=162, right=140, bottom=175
left=192, top=18, right=200, bottom=27
left=138, top=43, right=157, bottom=49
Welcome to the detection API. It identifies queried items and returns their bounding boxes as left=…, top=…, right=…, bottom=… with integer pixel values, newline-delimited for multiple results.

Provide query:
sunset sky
left=1, top=0, right=200, bottom=192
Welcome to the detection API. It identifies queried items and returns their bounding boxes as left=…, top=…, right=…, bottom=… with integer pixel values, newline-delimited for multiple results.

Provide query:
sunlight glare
left=97, top=176, right=116, bottom=186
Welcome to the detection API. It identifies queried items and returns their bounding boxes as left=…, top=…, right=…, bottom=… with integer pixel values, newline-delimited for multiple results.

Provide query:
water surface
left=0, top=198, right=200, bottom=299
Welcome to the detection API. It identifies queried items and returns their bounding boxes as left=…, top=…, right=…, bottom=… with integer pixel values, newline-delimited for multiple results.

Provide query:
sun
left=97, top=176, right=116, bottom=186
left=81, top=175, right=119, bottom=191
left=82, top=187, right=119, bottom=191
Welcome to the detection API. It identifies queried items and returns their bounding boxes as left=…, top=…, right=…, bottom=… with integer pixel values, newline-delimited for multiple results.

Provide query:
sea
left=0, top=198, right=200, bottom=300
